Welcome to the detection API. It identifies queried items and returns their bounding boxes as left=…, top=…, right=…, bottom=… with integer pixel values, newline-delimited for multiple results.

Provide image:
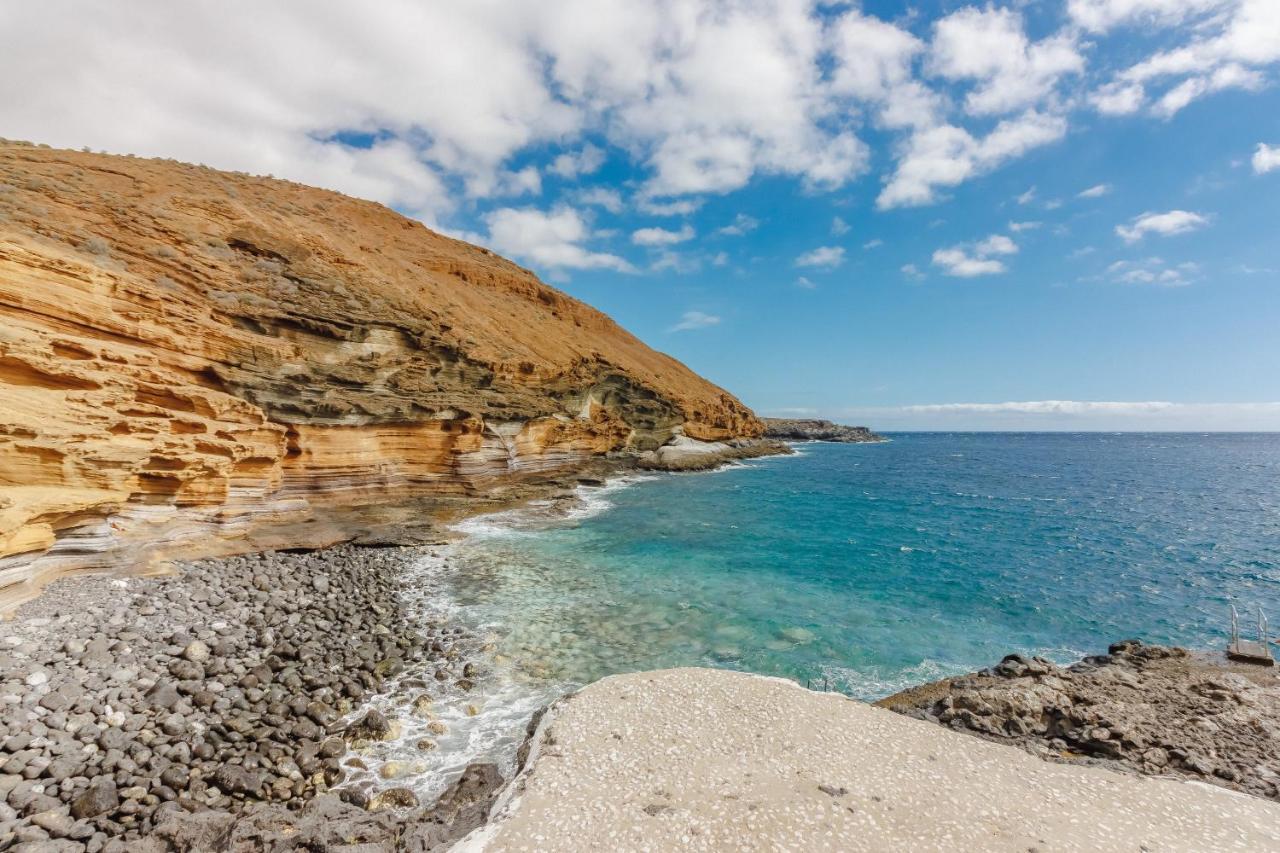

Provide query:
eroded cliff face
left=0, top=141, right=761, bottom=608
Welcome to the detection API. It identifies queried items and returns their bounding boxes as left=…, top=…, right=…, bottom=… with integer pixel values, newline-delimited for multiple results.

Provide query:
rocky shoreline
left=761, top=418, right=883, bottom=443
left=0, top=544, right=506, bottom=851
left=878, top=639, right=1280, bottom=801
left=4, top=538, right=1280, bottom=851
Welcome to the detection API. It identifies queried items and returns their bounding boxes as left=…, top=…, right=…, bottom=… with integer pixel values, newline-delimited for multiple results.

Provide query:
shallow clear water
left=368, top=433, right=1280, bottom=797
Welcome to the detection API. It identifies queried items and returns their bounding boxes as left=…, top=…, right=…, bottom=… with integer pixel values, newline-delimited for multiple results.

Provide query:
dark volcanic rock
left=878, top=640, right=1280, bottom=801
left=69, top=780, right=118, bottom=819
left=0, top=543, right=472, bottom=849
left=761, top=418, right=883, bottom=443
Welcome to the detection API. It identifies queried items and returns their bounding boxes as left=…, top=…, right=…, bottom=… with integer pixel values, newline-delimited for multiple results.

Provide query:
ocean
left=363, top=432, right=1280, bottom=798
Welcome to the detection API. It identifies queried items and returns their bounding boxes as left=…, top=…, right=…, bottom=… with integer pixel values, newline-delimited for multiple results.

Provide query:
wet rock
left=344, top=709, right=394, bottom=742
left=366, top=787, right=418, bottom=812
left=401, top=763, right=505, bottom=850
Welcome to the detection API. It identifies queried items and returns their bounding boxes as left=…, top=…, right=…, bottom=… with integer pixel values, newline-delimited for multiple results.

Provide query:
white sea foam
left=818, top=657, right=970, bottom=700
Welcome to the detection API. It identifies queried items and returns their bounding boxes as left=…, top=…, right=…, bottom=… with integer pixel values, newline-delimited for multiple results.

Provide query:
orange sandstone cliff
left=0, top=141, right=762, bottom=608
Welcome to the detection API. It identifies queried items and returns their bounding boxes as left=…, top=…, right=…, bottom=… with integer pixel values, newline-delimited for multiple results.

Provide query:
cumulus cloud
left=1252, top=142, right=1280, bottom=174
left=932, top=249, right=1006, bottom=278
left=636, top=197, right=703, bottom=217
left=795, top=246, right=846, bottom=269
left=4, top=0, right=1271, bottom=234
left=831, top=216, right=850, bottom=236
left=864, top=238, right=884, bottom=249
left=932, top=233, right=1017, bottom=277
left=1078, top=183, right=1112, bottom=198
left=928, top=7, right=1084, bottom=116
left=574, top=186, right=625, bottom=213
left=901, top=263, right=925, bottom=280
left=632, top=224, right=696, bottom=246
left=484, top=206, right=633, bottom=273
left=879, top=113, right=1067, bottom=209
left=1008, top=220, right=1041, bottom=233
left=0, top=2, right=874, bottom=217
left=717, top=214, right=759, bottom=237
left=795, top=276, right=816, bottom=289
left=549, top=143, right=606, bottom=179
left=668, top=310, right=721, bottom=332
left=1106, top=257, right=1200, bottom=285
left=1067, top=0, right=1232, bottom=34
left=1116, top=210, right=1209, bottom=242
left=1088, top=0, right=1280, bottom=118
left=1089, top=82, right=1146, bottom=115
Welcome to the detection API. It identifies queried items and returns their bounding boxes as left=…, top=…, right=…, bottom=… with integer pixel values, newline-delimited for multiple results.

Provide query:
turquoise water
left=359, top=432, right=1280, bottom=797
left=434, top=433, right=1280, bottom=701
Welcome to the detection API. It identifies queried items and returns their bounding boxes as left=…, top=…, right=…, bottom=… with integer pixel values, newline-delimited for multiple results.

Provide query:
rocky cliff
left=762, top=418, right=882, bottom=443
left=0, top=141, right=761, bottom=608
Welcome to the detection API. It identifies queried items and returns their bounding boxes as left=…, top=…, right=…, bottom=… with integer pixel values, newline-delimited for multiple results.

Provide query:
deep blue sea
left=369, top=433, right=1280, bottom=796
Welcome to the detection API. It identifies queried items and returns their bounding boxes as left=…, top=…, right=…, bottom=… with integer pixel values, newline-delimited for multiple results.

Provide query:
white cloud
left=4, top=0, right=1271, bottom=234
left=975, top=234, right=1018, bottom=256
left=1254, top=143, right=1280, bottom=174
left=484, top=206, right=633, bottom=273
left=1150, top=63, right=1264, bottom=118
left=932, top=233, right=1017, bottom=277
left=574, top=186, right=625, bottom=213
left=932, top=248, right=1006, bottom=278
left=795, top=246, right=846, bottom=269
left=1017, top=186, right=1037, bottom=205
left=1078, top=183, right=1112, bottom=198
left=1008, top=220, right=1041, bottom=233
left=668, top=310, right=721, bottom=332
left=548, top=143, right=606, bottom=179
left=904, top=400, right=1179, bottom=415
left=1106, top=258, right=1199, bottom=286
left=650, top=250, right=701, bottom=274
left=839, top=399, right=1280, bottom=430
left=928, top=7, right=1084, bottom=116
left=795, top=276, right=816, bottom=289
left=636, top=197, right=703, bottom=217
left=632, top=224, right=696, bottom=246
left=1100, top=0, right=1280, bottom=117
left=831, top=216, right=850, bottom=236
left=1089, top=82, right=1146, bottom=115
left=878, top=112, right=1067, bottom=209
left=1116, top=210, right=1209, bottom=242
left=711, top=251, right=729, bottom=267
left=717, top=214, right=759, bottom=237
left=1067, top=0, right=1232, bottom=34
left=901, top=263, right=925, bottom=280
left=863, top=238, right=884, bottom=249
left=0, top=2, right=877, bottom=216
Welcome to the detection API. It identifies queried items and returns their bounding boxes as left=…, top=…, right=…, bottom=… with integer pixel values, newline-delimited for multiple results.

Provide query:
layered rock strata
left=636, top=434, right=791, bottom=472
left=0, top=141, right=762, bottom=608
left=878, top=640, right=1280, bottom=801
left=761, top=418, right=882, bottom=442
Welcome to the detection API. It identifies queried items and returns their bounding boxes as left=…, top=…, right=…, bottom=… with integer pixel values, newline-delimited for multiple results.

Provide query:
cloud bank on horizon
left=2, top=0, right=1278, bottom=428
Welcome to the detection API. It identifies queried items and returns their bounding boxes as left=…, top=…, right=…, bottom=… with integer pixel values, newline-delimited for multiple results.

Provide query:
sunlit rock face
left=0, top=141, right=760, bottom=607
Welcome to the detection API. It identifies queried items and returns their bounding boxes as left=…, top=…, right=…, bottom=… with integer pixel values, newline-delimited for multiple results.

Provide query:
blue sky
left=4, top=0, right=1279, bottom=428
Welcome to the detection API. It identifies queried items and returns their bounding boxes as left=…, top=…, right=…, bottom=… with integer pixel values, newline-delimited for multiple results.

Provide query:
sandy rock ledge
left=462, top=667, right=1280, bottom=852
